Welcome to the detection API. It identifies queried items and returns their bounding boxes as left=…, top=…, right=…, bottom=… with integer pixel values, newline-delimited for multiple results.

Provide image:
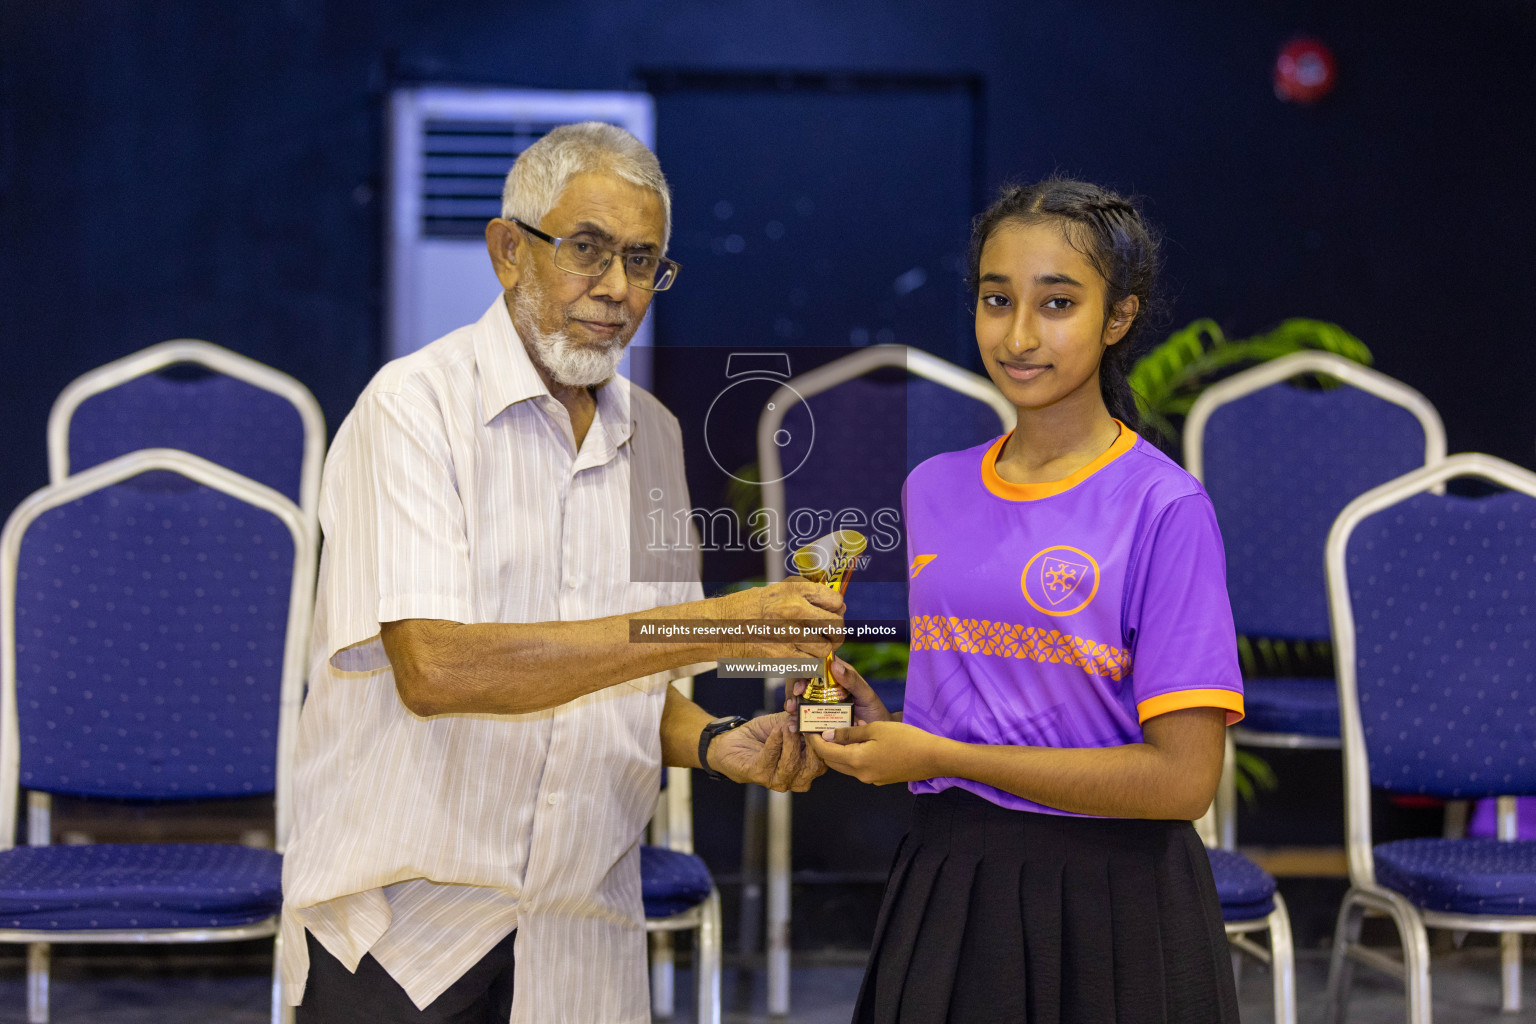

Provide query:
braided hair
left=966, top=178, right=1163, bottom=434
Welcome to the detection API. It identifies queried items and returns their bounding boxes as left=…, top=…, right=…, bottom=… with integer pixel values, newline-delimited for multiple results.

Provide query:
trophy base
left=799, top=701, right=854, bottom=732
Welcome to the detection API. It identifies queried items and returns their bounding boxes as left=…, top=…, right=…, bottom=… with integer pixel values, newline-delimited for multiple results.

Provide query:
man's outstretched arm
left=380, top=580, right=843, bottom=717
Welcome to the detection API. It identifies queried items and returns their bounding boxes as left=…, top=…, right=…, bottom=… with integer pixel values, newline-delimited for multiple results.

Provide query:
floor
left=681, top=949, right=1536, bottom=1023
left=0, top=945, right=1534, bottom=1022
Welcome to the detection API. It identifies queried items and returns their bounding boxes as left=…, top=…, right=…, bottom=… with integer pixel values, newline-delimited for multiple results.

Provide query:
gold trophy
left=793, top=529, right=867, bottom=732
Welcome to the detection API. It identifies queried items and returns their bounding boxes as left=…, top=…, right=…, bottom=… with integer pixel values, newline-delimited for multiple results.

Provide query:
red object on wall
left=1274, top=37, right=1337, bottom=104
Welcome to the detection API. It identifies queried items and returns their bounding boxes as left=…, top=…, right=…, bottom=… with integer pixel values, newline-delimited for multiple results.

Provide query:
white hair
left=501, top=122, right=672, bottom=250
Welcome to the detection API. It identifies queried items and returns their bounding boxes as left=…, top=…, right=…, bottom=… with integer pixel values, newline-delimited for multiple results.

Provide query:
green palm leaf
left=1129, top=317, right=1373, bottom=443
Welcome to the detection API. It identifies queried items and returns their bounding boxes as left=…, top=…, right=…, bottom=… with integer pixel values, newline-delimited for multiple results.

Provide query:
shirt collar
left=472, top=294, right=636, bottom=450
left=474, top=295, right=550, bottom=423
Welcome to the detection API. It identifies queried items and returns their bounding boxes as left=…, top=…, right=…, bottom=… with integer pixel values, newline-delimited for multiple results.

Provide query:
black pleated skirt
left=853, top=788, right=1239, bottom=1024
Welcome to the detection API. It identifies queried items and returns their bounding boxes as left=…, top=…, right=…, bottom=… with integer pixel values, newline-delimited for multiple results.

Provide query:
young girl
left=802, top=178, right=1244, bottom=1024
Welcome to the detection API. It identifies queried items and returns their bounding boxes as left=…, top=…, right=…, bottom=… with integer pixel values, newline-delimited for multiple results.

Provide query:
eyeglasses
left=511, top=219, right=680, bottom=292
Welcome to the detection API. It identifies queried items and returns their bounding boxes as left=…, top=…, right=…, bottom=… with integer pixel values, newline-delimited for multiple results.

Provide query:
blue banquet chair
left=1323, top=453, right=1536, bottom=1023
left=645, top=675, right=723, bottom=1024
left=1197, top=738, right=1297, bottom=1024
left=755, top=344, right=1015, bottom=1015
left=1184, top=350, right=1445, bottom=846
left=48, top=339, right=326, bottom=518
left=0, top=449, right=315, bottom=1023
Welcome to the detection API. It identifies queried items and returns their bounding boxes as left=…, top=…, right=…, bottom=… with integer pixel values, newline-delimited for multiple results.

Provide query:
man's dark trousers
left=295, top=928, right=516, bottom=1023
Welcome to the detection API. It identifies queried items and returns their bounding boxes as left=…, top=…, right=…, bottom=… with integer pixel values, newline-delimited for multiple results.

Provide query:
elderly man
left=280, top=122, right=838, bottom=1023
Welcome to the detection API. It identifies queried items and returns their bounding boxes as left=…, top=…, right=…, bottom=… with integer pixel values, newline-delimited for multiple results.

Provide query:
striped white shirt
left=280, top=297, right=703, bottom=1022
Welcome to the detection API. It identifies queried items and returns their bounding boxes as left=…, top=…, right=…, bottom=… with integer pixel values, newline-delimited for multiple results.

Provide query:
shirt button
left=547, top=793, right=559, bottom=806
left=564, top=579, right=577, bottom=590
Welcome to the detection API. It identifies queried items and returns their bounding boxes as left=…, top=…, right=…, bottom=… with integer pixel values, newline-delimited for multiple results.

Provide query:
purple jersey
left=903, top=425, right=1244, bottom=816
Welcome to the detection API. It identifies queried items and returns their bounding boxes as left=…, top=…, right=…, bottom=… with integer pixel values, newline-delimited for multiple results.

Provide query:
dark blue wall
left=3, top=0, right=1534, bottom=521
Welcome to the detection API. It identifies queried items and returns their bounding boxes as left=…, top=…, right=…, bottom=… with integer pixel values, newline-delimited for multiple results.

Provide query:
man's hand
left=805, top=721, right=951, bottom=786
left=784, top=657, right=892, bottom=727
left=712, top=578, right=845, bottom=660
left=708, top=712, right=827, bottom=792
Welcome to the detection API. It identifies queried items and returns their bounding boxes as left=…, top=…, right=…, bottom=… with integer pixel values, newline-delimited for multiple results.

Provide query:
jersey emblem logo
left=1021, top=545, right=1100, bottom=617
left=1040, top=556, right=1089, bottom=605
left=910, top=554, right=937, bottom=578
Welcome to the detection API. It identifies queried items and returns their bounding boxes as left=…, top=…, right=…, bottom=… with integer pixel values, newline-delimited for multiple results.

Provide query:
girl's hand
left=784, top=657, right=893, bottom=726
left=804, top=721, right=949, bottom=786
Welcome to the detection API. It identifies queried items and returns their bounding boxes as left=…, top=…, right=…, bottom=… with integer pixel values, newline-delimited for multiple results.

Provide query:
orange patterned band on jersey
left=910, top=616, right=1244, bottom=724
left=910, top=615, right=1132, bottom=682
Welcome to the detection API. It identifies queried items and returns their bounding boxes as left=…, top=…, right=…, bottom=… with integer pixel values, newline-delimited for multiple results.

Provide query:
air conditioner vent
left=421, top=119, right=562, bottom=238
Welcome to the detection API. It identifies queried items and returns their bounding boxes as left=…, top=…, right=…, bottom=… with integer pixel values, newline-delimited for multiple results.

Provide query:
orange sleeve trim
left=1136, top=688, right=1245, bottom=726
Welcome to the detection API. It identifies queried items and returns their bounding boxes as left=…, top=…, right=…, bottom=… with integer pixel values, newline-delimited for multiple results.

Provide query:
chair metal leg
left=271, top=931, right=294, bottom=1024
left=1496, top=796, right=1522, bottom=1012
left=1324, top=893, right=1366, bottom=1024
left=696, top=890, right=723, bottom=1024
left=1501, top=931, right=1522, bottom=1013
left=1217, top=734, right=1238, bottom=850
left=1441, top=799, right=1469, bottom=839
left=27, top=792, right=51, bottom=848
left=27, top=941, right=49, bottom=1024
left=1268, top=893, right=1297, bottom=1024
left=651, top=931, right=676, bottom=1019
left=738, top=781, right=766, bottom=957
left=1326, top=890, right=1432, bottom=1024
left=766, top=787, right=791, bottom=1017
left=1380, top=894, right=1432, bottom=1024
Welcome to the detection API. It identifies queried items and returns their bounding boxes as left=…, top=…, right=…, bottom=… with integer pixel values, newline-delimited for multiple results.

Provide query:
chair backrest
left=0, top=449, right=316, bottom=853
left=1185, top=351, right=1444, bottom=640
left=1327, top=453, right=1536, bottom=885
left=759, top=346, right=1014, bottom=623
left=48, top=340, right=326, bottom=518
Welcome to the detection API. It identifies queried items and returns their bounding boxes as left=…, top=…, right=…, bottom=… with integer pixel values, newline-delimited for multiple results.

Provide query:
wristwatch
left=698, top=715, right=750, bottom=782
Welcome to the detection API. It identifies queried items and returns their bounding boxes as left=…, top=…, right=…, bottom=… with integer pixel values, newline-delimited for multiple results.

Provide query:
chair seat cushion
left=1375, top=838, right=1536, bottom=915
left=640, top=845, right=713, bottom=919
left=1239, top=677, right=1339, bottom=737
left=1205, top=847, right=1277, bottom=921
left=0, top=843, right=281, bottom=930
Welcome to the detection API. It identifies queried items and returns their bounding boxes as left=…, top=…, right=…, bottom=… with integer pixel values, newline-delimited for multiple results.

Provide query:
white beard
left=510, top=276, right=629, bottom=388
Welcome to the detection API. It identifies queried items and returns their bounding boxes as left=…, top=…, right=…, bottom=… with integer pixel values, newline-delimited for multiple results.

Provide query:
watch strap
left=698, top=715, right=749, bottom=782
